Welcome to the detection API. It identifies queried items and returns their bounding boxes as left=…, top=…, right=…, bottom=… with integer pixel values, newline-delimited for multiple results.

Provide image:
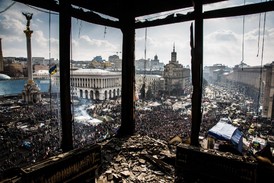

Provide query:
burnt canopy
left=15, top=0, right=226, bottom=28
left=70, top=0, right=225, bottom=19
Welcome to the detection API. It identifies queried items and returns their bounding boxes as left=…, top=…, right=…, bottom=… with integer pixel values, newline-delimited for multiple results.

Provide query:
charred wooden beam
left=135, top=1, right=274, bottom=29
left=13, top=0, right=120, bottom=28
left=14, top=0, right=274, bottom=29
left=135, top=12, right=195, bottom=29
left=70, top=0, right=226, bottom=19
left=59, top=0, right=73, bottom=152
left=203, top=1, right=274, bottom=19
left=71, top=8, right=120, bottom=28
left=117, top=3, right=136, bottom=137
left=190, top=0, right=203, bottom=147
left=14, top=0, right=59, bottom=12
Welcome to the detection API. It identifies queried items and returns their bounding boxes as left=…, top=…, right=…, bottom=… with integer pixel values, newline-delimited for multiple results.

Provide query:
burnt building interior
left=2, top=0, right=274, bottom=182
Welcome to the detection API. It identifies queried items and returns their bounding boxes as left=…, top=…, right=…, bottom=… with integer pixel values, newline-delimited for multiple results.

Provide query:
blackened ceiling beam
left=14, top=1, right=274, bottom=30
left=135, top=13, right=195, bottom=29
left=70, top=0, right=226, bottom=19
left=135, top=1, right=274, bottom=29
left=203, top=1, right=274, bottom=19
left=13, top=0, right=120, bottom=28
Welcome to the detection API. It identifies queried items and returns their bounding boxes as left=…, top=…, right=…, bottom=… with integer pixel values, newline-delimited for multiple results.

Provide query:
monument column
left=22, top=12, right=41, bottom=104
left=24, top=27, right=33, bottom=81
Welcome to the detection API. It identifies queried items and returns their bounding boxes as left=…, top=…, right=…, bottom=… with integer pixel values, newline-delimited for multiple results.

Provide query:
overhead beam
left=135, top=1, right=274, bottom=29
left=71, top=0, right=226, bottom=19
left=135, top=13, right=195, bottom=29
left=71, top=8, right=120, bottom=28
left=13, top=0, right=120, bottom=28
left=203, top=0, right=274, bottom=19
left=14, top=0, right=274, bottom=29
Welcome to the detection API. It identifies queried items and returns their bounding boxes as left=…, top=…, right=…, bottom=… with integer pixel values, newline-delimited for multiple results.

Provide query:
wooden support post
left=117, top=14, right=136, bottom=137
left=59, top=0, right=73, bottom=151
left=191, top=0, right=203, bottom=146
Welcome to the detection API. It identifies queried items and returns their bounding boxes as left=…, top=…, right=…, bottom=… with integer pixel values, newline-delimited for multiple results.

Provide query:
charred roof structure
left=2, top=0, right=274, bottom=182
left=13, top=0, right=274, bottom=151
left=12, top=0, right=274, bottom=151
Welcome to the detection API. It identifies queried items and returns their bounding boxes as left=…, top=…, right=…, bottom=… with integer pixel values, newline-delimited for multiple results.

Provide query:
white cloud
left=206, top=29, right=238, bottom=42
left=33, top=30, right=48, bottom=47
left=70, top=35, right=119, bottom=60
left=36, top=18, right=43, bottom=23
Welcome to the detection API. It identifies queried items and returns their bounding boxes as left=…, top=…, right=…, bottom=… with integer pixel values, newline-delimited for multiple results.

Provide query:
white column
left=24, top=29, right=33, bottom=81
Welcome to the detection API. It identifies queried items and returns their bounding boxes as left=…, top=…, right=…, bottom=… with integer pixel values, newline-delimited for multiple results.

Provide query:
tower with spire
left=171, top=43, right=177, bottom=63
left=163, top=44, right=190, bottom=96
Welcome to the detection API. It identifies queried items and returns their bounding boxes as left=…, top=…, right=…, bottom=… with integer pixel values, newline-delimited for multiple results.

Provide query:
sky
left=0, top=0, right=274, bottom=67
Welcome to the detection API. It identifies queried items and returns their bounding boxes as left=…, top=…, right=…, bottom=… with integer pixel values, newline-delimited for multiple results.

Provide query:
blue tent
left=208, top=121, right=243, bottom=153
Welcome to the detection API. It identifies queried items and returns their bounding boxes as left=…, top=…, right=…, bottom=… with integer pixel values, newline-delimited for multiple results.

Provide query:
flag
left=49, top=65, right=57, bottom=75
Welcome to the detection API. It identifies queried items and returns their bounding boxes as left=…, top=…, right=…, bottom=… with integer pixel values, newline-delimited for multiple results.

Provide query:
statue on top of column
left=22, top=12, right=33, bottom=30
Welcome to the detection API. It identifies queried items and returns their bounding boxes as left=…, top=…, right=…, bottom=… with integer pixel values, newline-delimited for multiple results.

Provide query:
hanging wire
left=48, top=10, right=52, bottom=118
left=256, top=0, right=264, bottom=57
left=257, top=10, right=267, bottom=115
left=240, top=0, right=246, bottom=70
left=78, top=20, right=82, bottom=38
left=26, top=5, right=59, bottom=15
left=142, top=28, right=147, bottom=101
left=70, top=20, right=76, bottom=143
left=103, top=26, right=107, bottom=38
left=0, top=2, right=16, bottom=14
left=256, top=10, right=262, bottom=57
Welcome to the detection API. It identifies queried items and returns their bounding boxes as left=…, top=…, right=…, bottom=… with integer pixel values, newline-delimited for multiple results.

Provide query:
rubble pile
left=97, top=134, right=176, bottom=183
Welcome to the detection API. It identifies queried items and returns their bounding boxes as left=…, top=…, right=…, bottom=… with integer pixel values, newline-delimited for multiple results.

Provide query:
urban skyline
left=1, top=0, right=274, bottom=67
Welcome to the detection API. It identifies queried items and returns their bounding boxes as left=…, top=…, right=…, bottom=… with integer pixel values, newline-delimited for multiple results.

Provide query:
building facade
left=204, top=64, right=230, bottom=83
left=135, top=74, right=163, bottom=97
left=224, top=63, right=274, bottom=119
left=163, top=45, right=190, bottom=96
left=70, top=68, right=121, bottom=100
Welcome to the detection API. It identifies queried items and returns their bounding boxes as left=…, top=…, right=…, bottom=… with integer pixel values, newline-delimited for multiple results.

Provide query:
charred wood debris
left=96, top=134, right=176, bottom=183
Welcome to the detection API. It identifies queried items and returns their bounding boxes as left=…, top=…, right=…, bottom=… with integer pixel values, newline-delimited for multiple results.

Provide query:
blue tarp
left=208, top=121, right=243, bottom=152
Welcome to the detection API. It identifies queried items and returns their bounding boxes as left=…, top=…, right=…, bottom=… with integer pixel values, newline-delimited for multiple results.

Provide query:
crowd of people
left=0, top=83, right=270, bottom=178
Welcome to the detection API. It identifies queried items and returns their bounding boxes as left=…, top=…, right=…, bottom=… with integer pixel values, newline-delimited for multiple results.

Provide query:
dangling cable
left=241, top=0, right=246, bottom=70
left=104, top=26, right=107, bottom=38
left=70, top=20, right=75, bottom=143
left=257, top=10, right=267, bottom=116
left=48, top=10, right=52, bottom=118
left=256, top=10, right=262, bottom=57
left=78, top=20, right=82, bottom=38
left=142, top=28, right=147, bottom=101
left=256, top=0, right=263, bottom=57
left=0, top=2, right=16, bottom=14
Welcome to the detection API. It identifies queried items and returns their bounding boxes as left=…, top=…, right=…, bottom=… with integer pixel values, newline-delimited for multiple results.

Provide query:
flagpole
left=50, top=69, right=52, bottom=118
left=49, top=11, right=52, bottom=118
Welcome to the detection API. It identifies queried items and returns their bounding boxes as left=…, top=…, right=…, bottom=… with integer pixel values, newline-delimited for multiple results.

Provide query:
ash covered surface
left=96, top=134, right=176, bottom=183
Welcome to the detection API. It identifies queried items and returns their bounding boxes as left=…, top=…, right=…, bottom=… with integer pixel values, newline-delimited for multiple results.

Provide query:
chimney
left=0, top=38, right=4, bottom=72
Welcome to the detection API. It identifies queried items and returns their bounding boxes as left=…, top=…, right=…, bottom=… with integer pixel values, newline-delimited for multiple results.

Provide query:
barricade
left=0, top=144, right=101, bottom=183
left=176, top=143, right=257, bottom=183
